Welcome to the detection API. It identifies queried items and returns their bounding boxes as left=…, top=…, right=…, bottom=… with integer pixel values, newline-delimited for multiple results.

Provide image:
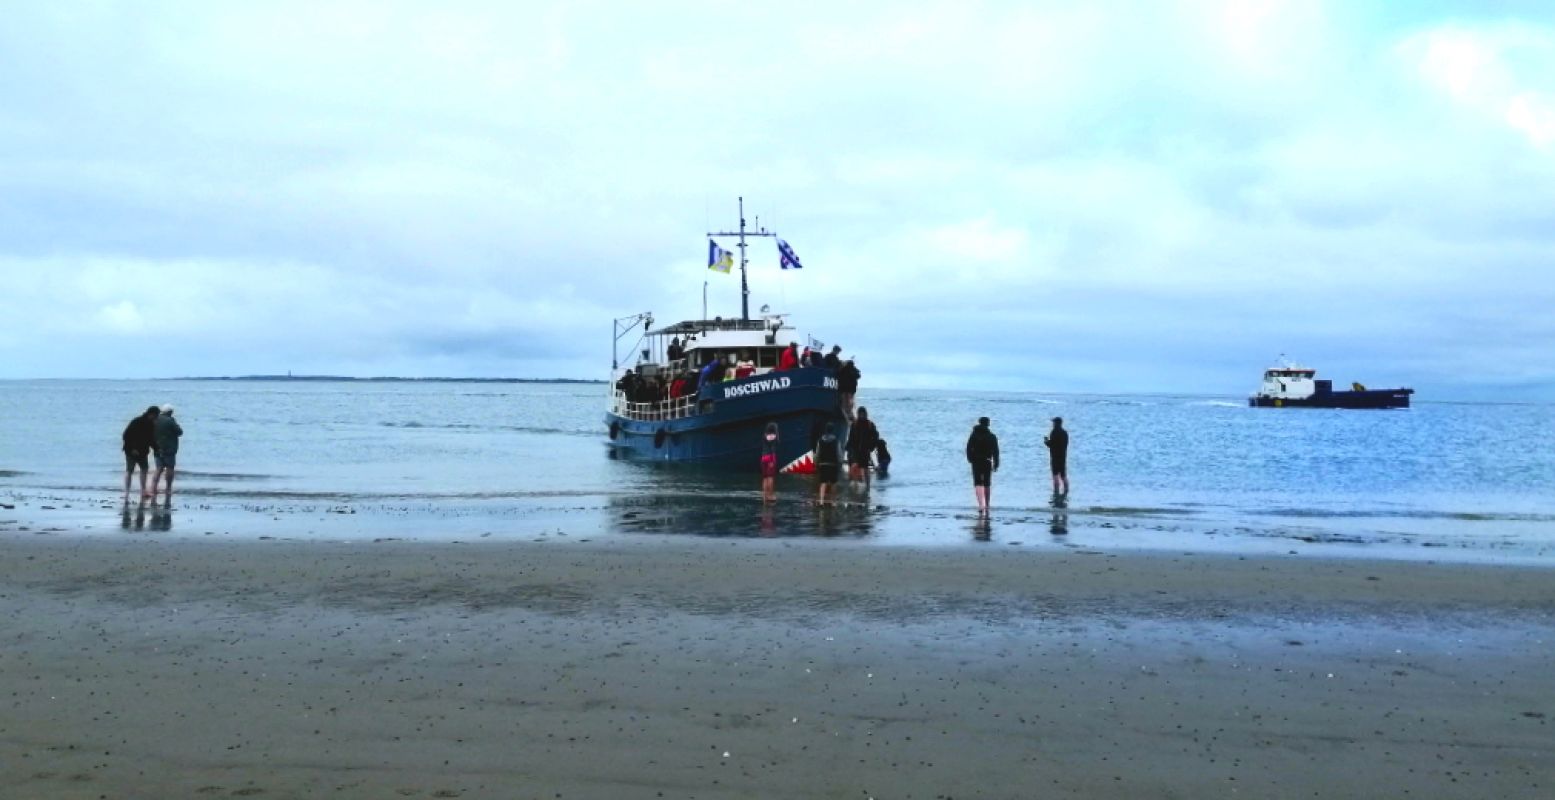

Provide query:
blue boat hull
left=605, top=367, right=848, bottom=468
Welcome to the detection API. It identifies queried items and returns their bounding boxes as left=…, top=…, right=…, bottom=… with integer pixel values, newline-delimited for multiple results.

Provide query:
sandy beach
left=1, top=532, right=1552, bottom=799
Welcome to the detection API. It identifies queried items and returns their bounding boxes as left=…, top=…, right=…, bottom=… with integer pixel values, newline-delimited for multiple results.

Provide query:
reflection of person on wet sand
left=971, top=514, right=992, bottom=542
left=120, top=499, right=148, bottom=531
left=150, top=499, right=173, bottom=532
left=1049, top=494, right=1069, bottom=536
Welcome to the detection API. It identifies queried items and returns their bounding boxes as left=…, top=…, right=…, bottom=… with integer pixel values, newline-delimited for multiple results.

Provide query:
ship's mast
left=708, top=196, right=776, bottom=321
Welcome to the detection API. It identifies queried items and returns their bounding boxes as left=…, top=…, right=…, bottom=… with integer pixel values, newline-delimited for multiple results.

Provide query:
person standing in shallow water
left=846, top=406, right=880, bottom=489
left=815, top=423, right=842, bottom=506
left=760, top=422, right=780, bottom=504
left=1044, top=416, right=1069, bottom=496
left=966, top=416, right=999, bottom=514
left=151, top=405, right=183, bottom=499
left=121, top=405, right=160, bottom=499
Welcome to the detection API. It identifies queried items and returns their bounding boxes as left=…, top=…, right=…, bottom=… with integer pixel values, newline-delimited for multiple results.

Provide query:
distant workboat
left=604, top=199, right=848, bottom=468
left=1248, top=359, right=1413, bottom=409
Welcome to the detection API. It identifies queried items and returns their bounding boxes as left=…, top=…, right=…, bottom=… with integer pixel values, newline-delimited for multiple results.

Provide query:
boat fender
left=654, top=427, right=668, bottom=448
left=608, top=421, right=620, bottom=440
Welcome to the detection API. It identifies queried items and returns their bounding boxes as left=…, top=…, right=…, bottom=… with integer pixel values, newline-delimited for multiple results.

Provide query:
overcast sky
left=3, top=1, right=1553, bottom=397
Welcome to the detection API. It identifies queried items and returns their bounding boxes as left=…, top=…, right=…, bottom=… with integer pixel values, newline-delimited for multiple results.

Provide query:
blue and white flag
left=708, top=240, right=733, bottom=274
left=777, top=239, right=803, bottom=270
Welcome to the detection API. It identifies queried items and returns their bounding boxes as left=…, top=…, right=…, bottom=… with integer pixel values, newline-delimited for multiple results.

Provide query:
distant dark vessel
left=1249, top=360, right=1413, bottom=409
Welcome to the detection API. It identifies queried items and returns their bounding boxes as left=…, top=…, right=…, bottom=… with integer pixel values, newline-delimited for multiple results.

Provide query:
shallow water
left=2, top=379, right=1553, bottom=559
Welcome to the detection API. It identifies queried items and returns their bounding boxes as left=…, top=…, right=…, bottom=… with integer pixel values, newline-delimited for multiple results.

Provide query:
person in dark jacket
left=837, top=359, right=861, bottom=421
left=121, top=405, right=160, bottom=498
left=151, top=405, right=183, bottom=499
left=966, top=416, right=999, bottom=513
left=815, top=422, right=842, bottom=506
left=846, top=407, right=880, bottom=488
left=823, top=345, right=842, bottom=370
left=1044, top=417, right=1069, bottom=496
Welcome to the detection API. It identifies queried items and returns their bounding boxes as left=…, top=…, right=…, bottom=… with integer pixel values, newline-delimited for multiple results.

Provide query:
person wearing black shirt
left=815, top=423, right=842, bottom=506
left=966, top=416, right=999, bottom=513
left=1044, top=417, right=1069, bottom=496
left=121, top=405, right=160, bottom=498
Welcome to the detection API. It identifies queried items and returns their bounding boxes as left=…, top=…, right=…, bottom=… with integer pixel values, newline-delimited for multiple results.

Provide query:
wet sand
left=1, top=534, right=1552, bottom=799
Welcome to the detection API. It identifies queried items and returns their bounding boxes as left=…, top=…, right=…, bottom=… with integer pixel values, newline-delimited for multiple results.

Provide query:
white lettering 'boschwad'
left=721, top=377, right=792, bottom=399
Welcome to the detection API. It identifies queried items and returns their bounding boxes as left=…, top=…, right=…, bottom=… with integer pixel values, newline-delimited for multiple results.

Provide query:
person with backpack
left=815, top=422, right=842, bottom=506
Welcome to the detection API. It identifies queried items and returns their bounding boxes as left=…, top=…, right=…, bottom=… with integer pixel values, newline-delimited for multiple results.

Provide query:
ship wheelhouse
left=1257, top=366, right=1318, bottom=400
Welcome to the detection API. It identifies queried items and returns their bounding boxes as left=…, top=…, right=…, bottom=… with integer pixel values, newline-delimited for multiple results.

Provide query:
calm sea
left=3, top=379, right=1553, bottom=561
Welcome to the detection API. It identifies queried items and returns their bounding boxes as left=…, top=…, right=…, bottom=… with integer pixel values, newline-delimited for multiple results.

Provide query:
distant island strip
left=169, top=375, right=604, bottom=384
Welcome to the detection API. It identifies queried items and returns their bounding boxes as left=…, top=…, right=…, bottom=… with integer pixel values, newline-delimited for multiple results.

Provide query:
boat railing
left=612, top=391, right=700, bottom=422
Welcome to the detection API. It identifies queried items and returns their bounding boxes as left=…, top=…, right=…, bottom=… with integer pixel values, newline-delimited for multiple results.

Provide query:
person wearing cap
left=151, top=404, right=183, bottom=499
left=1044, top=417, right=1069, bottom=496
left=966, top=416, right=999, bottom=513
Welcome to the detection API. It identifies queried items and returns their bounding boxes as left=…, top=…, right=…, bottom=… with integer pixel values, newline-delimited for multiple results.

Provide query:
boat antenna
left=708, top=196, right=776, bottom=321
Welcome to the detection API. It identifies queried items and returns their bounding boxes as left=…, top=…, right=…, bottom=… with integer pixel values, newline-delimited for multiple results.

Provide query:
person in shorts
left=815, top=422, right=842, bottom=506
left=151, top=405, right=183, bottom=499
left=121, top=405, right=160, bottom=498
left=965, top=416, right=999, bottom=514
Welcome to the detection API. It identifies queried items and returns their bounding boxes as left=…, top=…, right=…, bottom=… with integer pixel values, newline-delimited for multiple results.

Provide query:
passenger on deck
left=669, top=374, right=686, bottom=399
left=698, top=356, right=724, bottom=390
left=823, top=345, right=842, bottom=370
left=800, top=347, right=816, bottom=368
left=735, top=352, right=756, bottom=379
left=776, top=342, right=799, bottom=371
left=725, top=353, right=742, bottom=382
left=668, top=337, right=683, bottom=362
left=837, top=358, right=861, bottom=421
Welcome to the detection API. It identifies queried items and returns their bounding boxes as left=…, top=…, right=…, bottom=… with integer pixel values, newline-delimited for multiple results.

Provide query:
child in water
left=760, top=422, right=779, bottom=503
left=874, top=439, right=892, bottom=478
